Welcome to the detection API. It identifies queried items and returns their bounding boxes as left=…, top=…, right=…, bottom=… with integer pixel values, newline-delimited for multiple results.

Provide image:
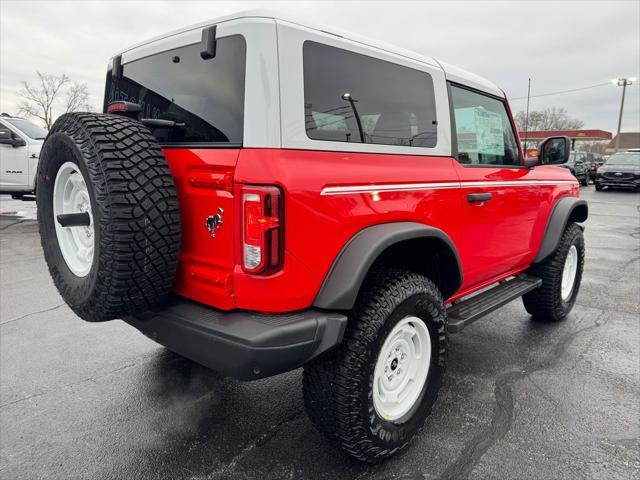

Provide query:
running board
left=446, top=274, right=542, bottom=333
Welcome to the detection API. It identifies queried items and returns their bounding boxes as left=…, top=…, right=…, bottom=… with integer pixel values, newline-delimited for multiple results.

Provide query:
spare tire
left=37, top=113, right=181, bottom=321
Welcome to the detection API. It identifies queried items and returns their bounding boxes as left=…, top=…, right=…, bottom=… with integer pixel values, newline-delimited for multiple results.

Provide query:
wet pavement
left=1, top=186, right=638, bottom=480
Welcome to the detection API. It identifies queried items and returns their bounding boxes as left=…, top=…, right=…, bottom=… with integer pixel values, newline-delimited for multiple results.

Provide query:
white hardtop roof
left=114, top=9, right=504, bottom=98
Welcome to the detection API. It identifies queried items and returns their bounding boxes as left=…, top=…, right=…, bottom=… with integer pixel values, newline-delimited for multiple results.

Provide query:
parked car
left=0, top=114, right=47, bottom=198
left=586, top=153, right=605, bottom=183
left=35, top=11, right=587, bottom=462
left=557, top=151, right=589, bottom=186
left=594, top=150, right=640, bottom=191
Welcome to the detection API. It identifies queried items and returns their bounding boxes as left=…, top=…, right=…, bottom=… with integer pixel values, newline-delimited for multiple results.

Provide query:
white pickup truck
left=0, top=114, right=48, bottom=198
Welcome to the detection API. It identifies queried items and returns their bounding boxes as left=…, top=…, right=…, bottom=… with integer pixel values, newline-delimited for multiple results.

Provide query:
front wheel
left=523, top=222, right=585, bottom=321
left=595, top=183, right=603, bottom=191
left=303, top=268, right=447, bottom=462
left=580, top=176, right=588, bottom=186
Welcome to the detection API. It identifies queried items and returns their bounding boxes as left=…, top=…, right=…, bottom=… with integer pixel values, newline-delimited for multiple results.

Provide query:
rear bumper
left=124, top=297, right=347, bottom=380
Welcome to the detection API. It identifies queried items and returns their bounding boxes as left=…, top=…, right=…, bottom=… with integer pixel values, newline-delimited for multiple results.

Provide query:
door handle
left=467, top=193, right=493, bottom=203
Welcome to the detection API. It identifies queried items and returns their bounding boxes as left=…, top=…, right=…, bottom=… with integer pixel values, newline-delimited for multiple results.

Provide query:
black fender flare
left=313, top=222, right=462, bottom=310
left=534, top=197, right=588, bottom=263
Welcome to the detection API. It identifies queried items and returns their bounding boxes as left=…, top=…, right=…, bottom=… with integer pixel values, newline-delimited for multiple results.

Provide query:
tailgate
left=164, top=148, right=240, bottom=310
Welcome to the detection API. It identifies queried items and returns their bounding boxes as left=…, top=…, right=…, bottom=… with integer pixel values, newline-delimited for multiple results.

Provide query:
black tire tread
left=38, top=113, right=181, bottom=321
left=303, top=267, right=447, bottom=462
left=522, top=222, right=584, bottom=321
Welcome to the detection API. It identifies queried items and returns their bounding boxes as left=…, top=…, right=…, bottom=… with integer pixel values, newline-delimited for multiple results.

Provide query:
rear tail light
left=241, top=185, right=283, bottom=274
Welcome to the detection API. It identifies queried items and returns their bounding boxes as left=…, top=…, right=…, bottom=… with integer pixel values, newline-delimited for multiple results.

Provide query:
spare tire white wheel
left=37, top=113, right=181, bottom=321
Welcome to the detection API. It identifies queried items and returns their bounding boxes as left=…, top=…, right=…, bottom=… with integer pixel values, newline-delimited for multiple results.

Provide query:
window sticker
left=311, top=112, right=348, bottom=131
left=454, top=106, right=504, bottom=156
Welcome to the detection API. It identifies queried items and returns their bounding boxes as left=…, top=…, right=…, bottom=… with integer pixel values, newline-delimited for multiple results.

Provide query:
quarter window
left=450, top=85, right=520, bottom=166
left=303, top=41, right=437, bottom=148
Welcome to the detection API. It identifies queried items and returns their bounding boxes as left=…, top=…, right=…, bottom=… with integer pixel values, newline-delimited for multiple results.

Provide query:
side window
left=450, top=85, right=520, bottom=166
left=303, top=41, right=437, bottom=148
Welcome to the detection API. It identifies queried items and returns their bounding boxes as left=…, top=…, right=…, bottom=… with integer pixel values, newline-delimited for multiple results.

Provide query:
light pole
left=341, top=93, right=365, bottom=143
left=613, top=77, right=636, bottom=152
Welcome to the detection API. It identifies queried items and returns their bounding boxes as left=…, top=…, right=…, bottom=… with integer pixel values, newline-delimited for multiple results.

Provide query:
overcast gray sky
left=1, top=0, right=639, bottom=133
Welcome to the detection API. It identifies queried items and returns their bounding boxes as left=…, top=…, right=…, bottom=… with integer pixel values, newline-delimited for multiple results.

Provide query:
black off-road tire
left=302, top=267, right=448, bottom=463
left=522, top=222, right=584, bottom=322
left=580, top=176, right=588, bottom=187
left=37, top=113, right=181, bottom=322
left=595, top=183, right=603, bottom=191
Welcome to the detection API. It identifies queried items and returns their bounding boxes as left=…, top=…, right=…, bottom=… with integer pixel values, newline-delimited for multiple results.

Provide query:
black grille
left=603, top=172, right=634, bottom=180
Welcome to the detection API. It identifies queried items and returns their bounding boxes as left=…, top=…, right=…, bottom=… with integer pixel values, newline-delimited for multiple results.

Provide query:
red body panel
left=164, top=145, right=578, bottom=314
left=233, top=149, right=462, bottom=312
left=164, top=148, right=240, bottom=310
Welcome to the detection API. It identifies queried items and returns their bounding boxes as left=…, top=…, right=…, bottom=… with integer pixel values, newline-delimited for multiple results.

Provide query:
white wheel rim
left=561, top=245, right=578, bottom=301
left=53, top=162, right=94, bottom=277
left=372, top=316, right=432, bottom=421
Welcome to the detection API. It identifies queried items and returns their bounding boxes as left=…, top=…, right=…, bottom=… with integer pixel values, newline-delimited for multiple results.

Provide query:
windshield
left=567, top=152, right=583, bottom=164
left=3, top=118, right=48, bottom=140
left=605, top=152, right=640, bottom=166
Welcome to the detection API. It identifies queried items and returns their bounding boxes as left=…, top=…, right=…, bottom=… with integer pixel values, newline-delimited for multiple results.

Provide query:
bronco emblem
left=205, top=208, right=224, bottom=238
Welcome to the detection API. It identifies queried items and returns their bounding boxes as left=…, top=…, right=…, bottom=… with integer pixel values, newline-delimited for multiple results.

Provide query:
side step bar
left=446, top=274, right=542, bottom=333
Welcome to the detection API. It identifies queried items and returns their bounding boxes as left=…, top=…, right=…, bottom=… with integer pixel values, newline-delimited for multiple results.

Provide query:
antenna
left=523, top=78, right=531, bottom=152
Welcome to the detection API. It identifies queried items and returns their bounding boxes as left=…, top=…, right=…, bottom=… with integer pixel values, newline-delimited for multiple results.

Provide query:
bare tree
left=64, top=81, right=92, bottom=114
left=16, top=72, right=92, bottom=129
left=515, top=107, right=584, bottom=132
left=576, top=141, right=609, bottom=154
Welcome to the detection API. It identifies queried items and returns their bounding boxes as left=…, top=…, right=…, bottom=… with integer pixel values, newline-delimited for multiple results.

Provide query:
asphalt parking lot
left=1, top=186, right=638, bottom=480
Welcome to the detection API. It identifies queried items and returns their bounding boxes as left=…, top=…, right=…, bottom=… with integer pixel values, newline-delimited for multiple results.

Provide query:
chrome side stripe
left=459, top=180, right=578, bottom=188
left=321, top=182, right=460, bottom=195
left=320, top=180, right=577, bottom=196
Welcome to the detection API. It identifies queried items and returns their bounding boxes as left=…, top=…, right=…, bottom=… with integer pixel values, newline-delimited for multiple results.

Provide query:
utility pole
left=613, top=77, right=635, bottom=152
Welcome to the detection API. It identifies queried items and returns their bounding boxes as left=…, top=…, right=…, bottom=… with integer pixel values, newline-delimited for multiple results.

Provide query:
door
left=449, top=84, right=543, bottom=290
left=0, top=121, right=29, bottom=190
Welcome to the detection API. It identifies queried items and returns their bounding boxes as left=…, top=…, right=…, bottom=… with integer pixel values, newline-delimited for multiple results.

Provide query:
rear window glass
left=303, top=41, right=437, bottom=148
left=104, top=35, right=246, bottom=144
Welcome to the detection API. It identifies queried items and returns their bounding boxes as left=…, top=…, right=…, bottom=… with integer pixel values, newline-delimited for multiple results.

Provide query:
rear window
left=104, top=35, right=246, bottom=144
left=303, top=41, right=437, bottom=148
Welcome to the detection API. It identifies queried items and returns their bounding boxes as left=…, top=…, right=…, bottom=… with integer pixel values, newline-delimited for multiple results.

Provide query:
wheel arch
left=313, top=222, right=463, bottom=310
left=534, top=196, right=588, bottom=264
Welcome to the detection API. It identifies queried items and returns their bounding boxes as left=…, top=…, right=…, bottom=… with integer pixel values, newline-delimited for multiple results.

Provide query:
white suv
left=0, top=114, right=48, bottom=198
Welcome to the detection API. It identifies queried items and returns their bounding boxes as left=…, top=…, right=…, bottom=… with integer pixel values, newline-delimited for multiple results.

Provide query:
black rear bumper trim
left=124, top=297, right=347, bottom=380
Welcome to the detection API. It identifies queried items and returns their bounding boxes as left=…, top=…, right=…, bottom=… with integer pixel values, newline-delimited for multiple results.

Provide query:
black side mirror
left=0, top=129, right=12, bottom=144
left=538, top=136, right=571, bottom=165
left=0, top=129, right=26, bottom=148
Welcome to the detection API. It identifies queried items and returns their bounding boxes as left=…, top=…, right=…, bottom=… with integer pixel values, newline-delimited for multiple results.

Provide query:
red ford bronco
left=37, top=11, right=587, bottom=462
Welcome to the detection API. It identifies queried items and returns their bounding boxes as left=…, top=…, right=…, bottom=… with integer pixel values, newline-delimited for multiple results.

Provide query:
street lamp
left=341, top=92, right=365, bottom=143
left=612, top=77, right=637, bottom=152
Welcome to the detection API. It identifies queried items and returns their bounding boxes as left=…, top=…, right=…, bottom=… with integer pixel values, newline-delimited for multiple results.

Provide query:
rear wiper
left=141, top=118, right=186, bottom=129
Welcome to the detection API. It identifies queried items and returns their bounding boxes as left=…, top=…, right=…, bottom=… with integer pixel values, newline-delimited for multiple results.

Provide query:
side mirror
left=0, top=129, right=26, bottom=148
left=538, top=136, right=571, bottom=165
left=0, top=129, right=12, bottom=144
